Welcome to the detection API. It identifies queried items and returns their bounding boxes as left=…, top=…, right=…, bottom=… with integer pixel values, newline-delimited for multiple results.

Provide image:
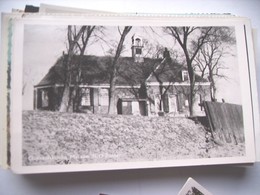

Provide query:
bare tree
left=165, top=27, right=214, bottom=116
left=194, top=27, right=236, bottom=101
left=59, top=25, right=97, bottom=112
left=142, top=41, right=165, bottom=59
left=150, top=55, right=183, bottom=113
left=108, top=26, right=132, bottom=114
left=72, top=26, right=97, bottom=112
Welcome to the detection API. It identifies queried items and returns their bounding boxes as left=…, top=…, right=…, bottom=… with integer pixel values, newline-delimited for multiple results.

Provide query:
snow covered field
left=22, top=111, right=245, bottom=166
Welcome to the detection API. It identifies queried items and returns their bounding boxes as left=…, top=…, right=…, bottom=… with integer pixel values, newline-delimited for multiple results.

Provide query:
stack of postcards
left=0, top=4, right=259, bottom=174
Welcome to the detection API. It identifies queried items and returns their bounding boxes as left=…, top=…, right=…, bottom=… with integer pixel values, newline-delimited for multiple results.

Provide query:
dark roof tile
left=35, top=55, right=207, bottom=87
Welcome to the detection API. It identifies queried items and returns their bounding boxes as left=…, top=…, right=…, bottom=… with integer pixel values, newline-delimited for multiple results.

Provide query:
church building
left=34, top=35, right=211, bottom=116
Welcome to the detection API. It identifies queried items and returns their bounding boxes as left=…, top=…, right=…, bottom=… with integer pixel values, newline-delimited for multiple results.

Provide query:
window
left=132, top=101, right=140, bottom=115
left=136, top=48, right=142, bottom=55
left=99, top=88, right=109, bottom=106
left=168, top=94, right=177, bottom=113
left=135, top=38, right=141, bottom=46
left=162, top=94, right=169, bottom=113
left=182, top=70, right=189, bottom=82
left=41, top=90, right=49, bottom=108
left=81, top=88, right=91, bottom=106
left=154, top=94, right=161, bottom=112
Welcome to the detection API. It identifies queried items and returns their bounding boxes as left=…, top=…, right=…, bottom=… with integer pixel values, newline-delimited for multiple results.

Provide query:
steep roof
left=35, top=55, right=207, bottom=88
left=35, top=55, right=161, bottom=87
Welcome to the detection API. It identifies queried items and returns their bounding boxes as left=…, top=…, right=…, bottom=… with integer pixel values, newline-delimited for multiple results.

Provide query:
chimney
left=163, top=47, right=171, bottom=63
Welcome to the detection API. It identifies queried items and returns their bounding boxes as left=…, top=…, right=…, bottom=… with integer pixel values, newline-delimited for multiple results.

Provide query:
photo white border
left=9, top=14, right=257, bottom=174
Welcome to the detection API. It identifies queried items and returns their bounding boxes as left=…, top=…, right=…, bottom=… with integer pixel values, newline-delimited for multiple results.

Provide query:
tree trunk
left=59, top=26, right=87, bottom=112
left=59, top=53, right=74, bottom=112
left=108, top=77, right=117, bottom=114
left=187, top=60, right=196, bottom=117
left=108, top=26, right=132, bottom=114
left=189, top=81, right=195, bottom=116
left=159, top=83, right=163, bottom=112
left=59, top=85, right=71, bottom=112
left=210, top=82, right=217, bottom=102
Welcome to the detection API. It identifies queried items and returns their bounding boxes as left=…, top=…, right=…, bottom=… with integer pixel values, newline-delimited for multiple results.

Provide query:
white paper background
left=0, top=0, right=260, bottom=194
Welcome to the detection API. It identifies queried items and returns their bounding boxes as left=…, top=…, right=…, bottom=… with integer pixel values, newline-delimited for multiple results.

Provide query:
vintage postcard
left=178, top=177, right=213, bottom=195
left=3, top=13, right=257, bottom=173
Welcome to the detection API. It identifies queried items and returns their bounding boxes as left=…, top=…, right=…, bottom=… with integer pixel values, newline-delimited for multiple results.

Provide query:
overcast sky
left=22, top=24, right=240, bottom=110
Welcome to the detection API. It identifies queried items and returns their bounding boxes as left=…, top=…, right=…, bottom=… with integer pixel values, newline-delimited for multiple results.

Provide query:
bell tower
left=131, top=35, right=144, bottom=63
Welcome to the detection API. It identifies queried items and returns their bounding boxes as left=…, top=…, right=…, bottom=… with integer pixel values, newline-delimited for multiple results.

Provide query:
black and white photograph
left=185, top=187, right=205, bottom=195
left=178, top=177, right=213, bottom=195
left=8, top=15, right=256, bottom=173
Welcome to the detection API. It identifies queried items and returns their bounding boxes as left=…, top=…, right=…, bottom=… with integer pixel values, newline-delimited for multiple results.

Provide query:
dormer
left=131, top=35, right=144, bottom=63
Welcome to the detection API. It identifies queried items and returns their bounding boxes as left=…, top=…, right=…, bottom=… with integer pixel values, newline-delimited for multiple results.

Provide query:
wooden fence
left=203, top=101, right=244, bottom=144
